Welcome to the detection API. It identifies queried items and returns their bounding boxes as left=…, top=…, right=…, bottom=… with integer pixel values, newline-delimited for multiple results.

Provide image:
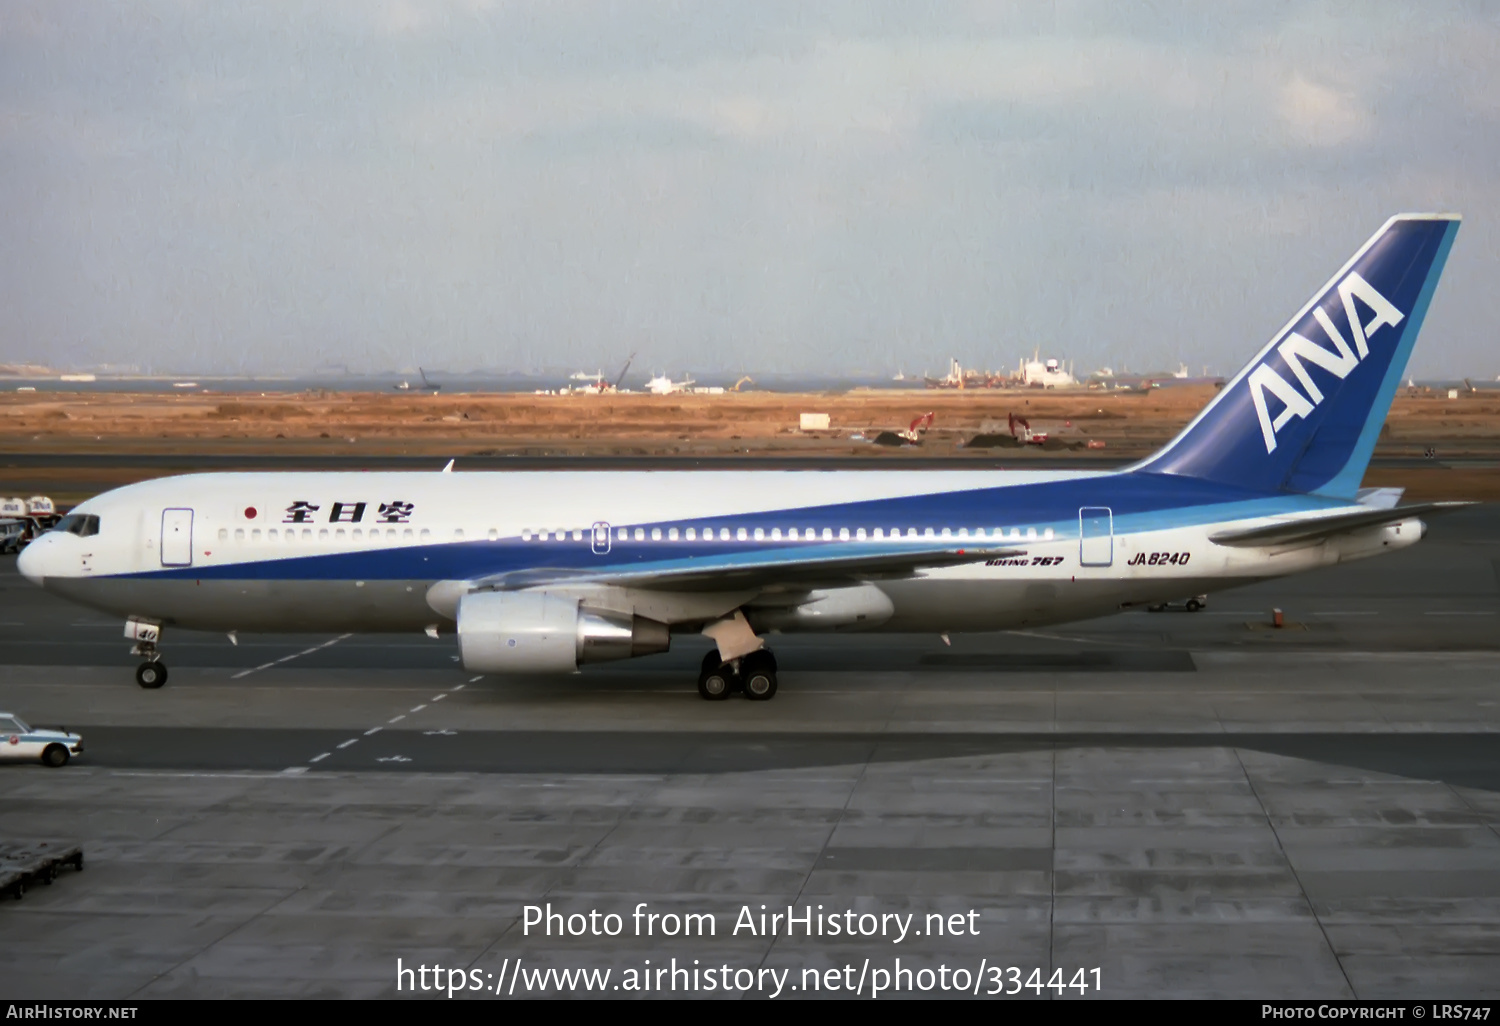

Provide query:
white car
left=1147, top=594, right=1209, bottom=613
left=0, top=713, right=83, bottom=767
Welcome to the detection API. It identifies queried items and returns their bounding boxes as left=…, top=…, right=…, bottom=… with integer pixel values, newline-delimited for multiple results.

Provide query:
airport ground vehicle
left=0, top=713, right=83, bottom=767
left=15, top=215, right=1466, bottom=700
left=1147, top=595, right=1208, bottom=612
left=0, top=519, right=25, bottom=554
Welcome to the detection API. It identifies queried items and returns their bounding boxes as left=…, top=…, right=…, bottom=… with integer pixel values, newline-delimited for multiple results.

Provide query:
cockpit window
left=52, top=514, right=100, bottom=537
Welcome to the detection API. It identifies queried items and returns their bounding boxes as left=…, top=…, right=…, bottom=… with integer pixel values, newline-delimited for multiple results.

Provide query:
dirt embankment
left=5, top=386, right=1499, bottom=457
left=3, top=387, right=1499, bottom=503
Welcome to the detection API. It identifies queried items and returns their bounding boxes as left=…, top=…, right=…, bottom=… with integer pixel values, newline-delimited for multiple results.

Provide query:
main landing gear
left=125, top=617, right=167, bottom=689
left=697, top=649, right=778, bottom=702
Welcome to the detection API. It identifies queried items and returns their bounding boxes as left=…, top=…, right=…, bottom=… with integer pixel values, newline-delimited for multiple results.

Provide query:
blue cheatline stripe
left=111, top=471, right=1348, bottom=583
left=1315, top=219, right=1461, bottom=498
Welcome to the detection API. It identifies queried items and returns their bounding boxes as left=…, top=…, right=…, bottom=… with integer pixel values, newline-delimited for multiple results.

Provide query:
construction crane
left=611, top=353, right=636, bottom=392
left=898, top=412, right=935, bottom=443
left=1008, top=412, right=1049, bottom=445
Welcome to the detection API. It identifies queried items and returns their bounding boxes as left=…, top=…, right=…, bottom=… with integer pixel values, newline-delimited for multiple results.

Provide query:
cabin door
left=161, top=508, right=194, bottom=567
left=1078, top=507, right=1113, bottom=567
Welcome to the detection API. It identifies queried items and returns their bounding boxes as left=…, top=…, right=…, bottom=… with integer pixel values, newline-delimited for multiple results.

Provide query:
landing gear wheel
left=697, top=659, right=734, bottom=701
left=135, top=662, right=168, bottom=689
left=41, top=744, right=69, bottom=768
left=1185, top=598, right=1203, bottom=612
left=741, top=651, right=778, bottom=701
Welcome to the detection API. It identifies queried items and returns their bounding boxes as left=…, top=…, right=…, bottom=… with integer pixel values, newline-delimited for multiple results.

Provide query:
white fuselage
left=18, top=469, right=1421, bottom=639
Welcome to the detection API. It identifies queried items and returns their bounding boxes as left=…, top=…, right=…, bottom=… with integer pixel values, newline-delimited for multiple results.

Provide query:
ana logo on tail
left=1250, top=272, right=1404, bottom=453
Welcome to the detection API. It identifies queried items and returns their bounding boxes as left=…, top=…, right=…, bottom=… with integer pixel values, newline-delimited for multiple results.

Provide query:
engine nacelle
left=456, top=590, right=670, bottom=673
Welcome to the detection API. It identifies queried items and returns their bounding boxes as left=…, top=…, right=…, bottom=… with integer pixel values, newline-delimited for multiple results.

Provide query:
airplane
left=19, top=214, right=1464, bottom=702
left=644, top=372, right=695, bottom=395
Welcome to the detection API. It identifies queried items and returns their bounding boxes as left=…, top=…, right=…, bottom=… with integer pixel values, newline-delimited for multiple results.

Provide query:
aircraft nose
left=17, top=536, right=47, bottom=585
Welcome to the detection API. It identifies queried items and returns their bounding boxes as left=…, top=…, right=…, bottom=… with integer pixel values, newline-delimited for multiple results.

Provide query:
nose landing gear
left=126, top=617, right=167, bottom=689
left=134, top=660, right=167, bottom=689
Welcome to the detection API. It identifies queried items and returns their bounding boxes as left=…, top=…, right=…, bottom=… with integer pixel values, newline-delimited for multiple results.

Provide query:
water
left=3, top=371, right=929, bottom=396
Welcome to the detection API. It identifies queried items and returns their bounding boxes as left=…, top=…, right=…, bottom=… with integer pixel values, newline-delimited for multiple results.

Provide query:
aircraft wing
left=1208, top=502, right=1472, bottom=548
left=471, top=545, right=1025, bottom=594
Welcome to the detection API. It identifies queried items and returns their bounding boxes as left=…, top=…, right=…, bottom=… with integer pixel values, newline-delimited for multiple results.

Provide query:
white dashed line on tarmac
left=387, top=714, right=405, bottom=724
left=431, top=694, right=447, bottom=702
left=231, top=662, right=278, bottom=679
left=309, top=752, right=330, bottom=763
left=410, top=704, right=427, bottom=713
left=230, top=633, right=354, bottom=678
left=336, top=739, right=358, bottom=749
left=364, top=726, right=382, bottom=736
left=469, top=676, right=483, bottom=683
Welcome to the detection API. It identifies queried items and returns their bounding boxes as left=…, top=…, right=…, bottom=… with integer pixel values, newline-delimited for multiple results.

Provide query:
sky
left=1, top=1, right=1497, bottom=378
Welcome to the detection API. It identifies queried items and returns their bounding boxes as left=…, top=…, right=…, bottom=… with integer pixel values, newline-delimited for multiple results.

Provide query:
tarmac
left=1, top=506, right=1498, bottom=998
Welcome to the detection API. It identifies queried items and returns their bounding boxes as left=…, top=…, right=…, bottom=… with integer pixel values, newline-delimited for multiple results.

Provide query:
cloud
left=0, top=2, right=1497, bottom=378
left=1278, top=75, right=1370, bottom=146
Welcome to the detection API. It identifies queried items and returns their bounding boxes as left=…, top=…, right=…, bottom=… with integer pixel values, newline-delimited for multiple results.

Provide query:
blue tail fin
left=1137, top=214, right=1460, bottom=497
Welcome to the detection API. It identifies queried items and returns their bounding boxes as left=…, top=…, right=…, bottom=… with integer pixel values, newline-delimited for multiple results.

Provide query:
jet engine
left=456, top=590, right=670, bottom=673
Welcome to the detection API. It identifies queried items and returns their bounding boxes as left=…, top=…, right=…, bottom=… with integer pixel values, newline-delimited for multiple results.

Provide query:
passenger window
left=719, top=528, right=730, bottom=541
left=617, top=528, right=627, bottom=540
left=838, top=528, right=850, bottom=541
left=252, top=529, right=262, bottom=541
left=770, top=528, right=781, bottom=541
left=958, top=528, right=969, bottom=539
left=924, top=527, right=935, bottom=538
left=685, top=527, right=696, bottom=541
left=234, top=528, right=245, bottom=542
left=668, top=528, right=679, bottom=541
left=941, top=527, right=951, bottom=538
left=521, top=529, right=532, bottom=540
left=335, top=529, right=346, bottom=540
left=873, top=527, right=883, bottom=539
left=856, top=528, right=866, bottom=540
left=269, top=529, right=279, bottom=542
left=218, top=528, right=228, bottom=541
left=651, top=528, right=662, bottom=541
left=1026, top=528, right=1038, bottom=540
left=402, top=528, right=414, bottom=541
left=452, top=529, right=462, bottom=540
left=318, top=528, right=329, bottom=541
left=634, top=528, right=644, bottom=541
left=788, top=527, right=799, bottom=540
left=1043, top=528, right=1054, bottom=540
left=821, top=528, right=832, bottom=541
left=420, top=528, right=430, bottom=541
left=304, top=529, right=314, bottom=541
left=753, top=528, right=764, bottom=540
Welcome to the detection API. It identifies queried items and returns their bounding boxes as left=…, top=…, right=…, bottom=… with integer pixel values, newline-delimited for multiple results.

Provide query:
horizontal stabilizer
left=472, top=545, right=1025, bottom=594
left=1354, top=487, right=1405, bottom=509
left=1208, top=502, right=1472, bottom=548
